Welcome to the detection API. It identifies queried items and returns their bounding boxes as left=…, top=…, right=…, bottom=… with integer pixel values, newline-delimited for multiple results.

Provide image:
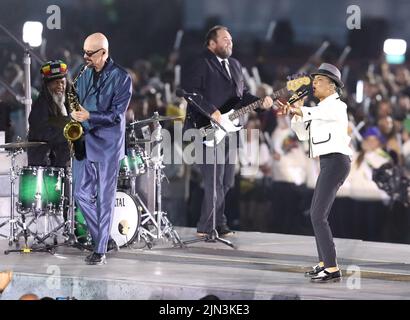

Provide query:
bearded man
left=27, top=60, right=71, bottom=167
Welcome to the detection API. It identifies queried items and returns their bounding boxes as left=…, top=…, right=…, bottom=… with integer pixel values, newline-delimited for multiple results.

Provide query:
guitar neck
left=228, top=87, right=288, bottom=121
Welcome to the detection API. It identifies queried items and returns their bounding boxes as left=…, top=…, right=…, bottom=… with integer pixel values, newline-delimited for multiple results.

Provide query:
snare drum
left=18, top=166, right=65, bottom=212
left=119, top=147, right=147, bottom=178
left=75, top=190, right=142, bottom=248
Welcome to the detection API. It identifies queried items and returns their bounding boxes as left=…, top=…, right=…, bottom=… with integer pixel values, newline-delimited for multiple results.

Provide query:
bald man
left=71, top=33, right=132, bottom=265
left=19, top=293, right=39, bottom=300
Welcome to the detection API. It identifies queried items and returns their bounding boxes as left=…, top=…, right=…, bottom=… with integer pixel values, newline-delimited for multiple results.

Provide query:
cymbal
left=0, top=141, right=47, bottom=149
left=129, top=115, right=183, bottom=127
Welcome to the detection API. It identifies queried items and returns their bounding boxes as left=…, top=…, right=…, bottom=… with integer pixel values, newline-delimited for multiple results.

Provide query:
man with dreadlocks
left=27, top=60, right=71, bottom=168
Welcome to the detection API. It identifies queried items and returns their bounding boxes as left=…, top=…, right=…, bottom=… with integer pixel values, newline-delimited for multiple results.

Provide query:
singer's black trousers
left=310, top=152, right=351, bottom=267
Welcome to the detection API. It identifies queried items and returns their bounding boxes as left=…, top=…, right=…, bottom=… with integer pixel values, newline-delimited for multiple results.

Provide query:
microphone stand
left=182, top=95, right=235, bottom=249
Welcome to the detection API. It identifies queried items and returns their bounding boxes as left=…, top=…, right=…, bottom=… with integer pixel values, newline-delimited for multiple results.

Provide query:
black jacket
left=182, top=49, right=258, bottom=130
left=27, top=84, right=70, bottom=146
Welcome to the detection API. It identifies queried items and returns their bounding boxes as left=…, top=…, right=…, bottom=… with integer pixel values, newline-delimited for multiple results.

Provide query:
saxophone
left=64, top=65, right=87, bottom=159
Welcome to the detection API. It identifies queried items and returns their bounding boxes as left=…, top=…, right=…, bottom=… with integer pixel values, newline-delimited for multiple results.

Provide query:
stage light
left=22, top=21, right=43, bottom=47
left=383, top=39, right=407, bottom=55
left=383, top=39, right=407, bottom=64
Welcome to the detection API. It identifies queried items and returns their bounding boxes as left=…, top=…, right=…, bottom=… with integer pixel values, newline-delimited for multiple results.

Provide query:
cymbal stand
left=62, top=153, right=76, bottom=244
left=136, top=112, right=184, bottom=247
left=0, top=148, right=23, bottom=246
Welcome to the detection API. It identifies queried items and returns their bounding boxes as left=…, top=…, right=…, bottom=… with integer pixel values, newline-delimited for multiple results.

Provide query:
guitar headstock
left=286, top=74, right=311, bottom=92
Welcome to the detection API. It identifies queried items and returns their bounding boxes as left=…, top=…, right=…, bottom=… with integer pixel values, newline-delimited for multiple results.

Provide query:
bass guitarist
left=181, top=25, right=273, bottom=237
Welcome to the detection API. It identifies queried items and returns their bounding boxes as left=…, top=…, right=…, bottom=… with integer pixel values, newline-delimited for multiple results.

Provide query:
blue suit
left=73, top=57, right=132, bottom=254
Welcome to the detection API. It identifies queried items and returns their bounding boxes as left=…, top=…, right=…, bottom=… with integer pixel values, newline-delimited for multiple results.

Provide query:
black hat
left=311, top=63, right=344, bottom=88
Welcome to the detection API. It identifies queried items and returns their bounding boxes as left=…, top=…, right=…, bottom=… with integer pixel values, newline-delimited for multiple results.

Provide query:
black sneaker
left=310, top=270, right=342, bottom=283
left=304, top=264, right=325, bottom=277
left=196, top=231, right=210, bottom=237
left=86, top=253, right=107, bottom=265
left=216, top=226, right=235, bottom=237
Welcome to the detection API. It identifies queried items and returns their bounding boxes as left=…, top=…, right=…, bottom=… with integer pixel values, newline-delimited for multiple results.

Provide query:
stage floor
left=1, top=227, right=410, bottom=300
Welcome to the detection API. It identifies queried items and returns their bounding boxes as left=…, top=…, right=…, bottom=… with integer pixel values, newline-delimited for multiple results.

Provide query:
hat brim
left=311, top=70, right=344, bottom=88
left=44, top=74, right=67, bottom=81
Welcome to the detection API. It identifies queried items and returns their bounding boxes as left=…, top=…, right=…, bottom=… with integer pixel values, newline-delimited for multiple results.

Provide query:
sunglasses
left=83, top=48, right=104, bottom=57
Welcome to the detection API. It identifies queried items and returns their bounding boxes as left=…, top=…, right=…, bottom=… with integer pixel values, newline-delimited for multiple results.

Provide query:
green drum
left=119, top=147, right=146, bottom=178
left=18, top=166, right=64, bottom=212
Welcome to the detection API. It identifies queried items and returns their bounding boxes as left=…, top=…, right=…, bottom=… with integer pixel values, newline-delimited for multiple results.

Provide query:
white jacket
left=290, top=93, right=353, bottom=158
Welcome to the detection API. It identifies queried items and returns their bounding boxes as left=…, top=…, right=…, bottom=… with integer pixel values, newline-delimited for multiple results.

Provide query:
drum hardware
left=0, top=141, right=47, bottom=150
left=0, top=138, right=46, bottom=247
left=58, top=152, right=93, bottom=251
left=1, top=140, right=61, bottom=254
left=130, top=112, right=184, bottom=248
left=1, top=139, right=87, bottom=254
left=128, top=139, right=152, bottom=145
left=5, top=151, right=93, bottom=254
left=0, top=146, right=22, bottom=246
left=128, top=114, right=183, bottom=127
left=5, top=209, right=58, bottom=255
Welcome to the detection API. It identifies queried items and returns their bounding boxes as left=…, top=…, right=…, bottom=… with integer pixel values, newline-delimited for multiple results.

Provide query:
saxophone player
left=70, top=33, right=132, bottom=265
left=27, top=60, right=71, bottom=168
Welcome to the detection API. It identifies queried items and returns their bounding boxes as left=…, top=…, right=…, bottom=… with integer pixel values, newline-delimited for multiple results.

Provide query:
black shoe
left=107, top=238, right=119, bottom=252
left=216, top=225, right=235, bottom=237
left=310, top=270, right=342, bottom=283
left=304, top=264, right=325, bottom=277
left=196, top=231, right=210, bottom=237
left=86, top=252, right=107, bottom=265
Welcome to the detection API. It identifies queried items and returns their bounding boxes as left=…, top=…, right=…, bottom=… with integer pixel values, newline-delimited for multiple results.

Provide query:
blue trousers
left=73, top=159, right=119, bottom=254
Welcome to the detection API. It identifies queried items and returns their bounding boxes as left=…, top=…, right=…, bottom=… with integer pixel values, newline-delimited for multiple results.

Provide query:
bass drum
left=75, top=190, right=142, bottom=248
left=110, top=190, right=142, bottom=247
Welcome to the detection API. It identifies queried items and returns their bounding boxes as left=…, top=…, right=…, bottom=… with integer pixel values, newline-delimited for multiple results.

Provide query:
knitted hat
left=40, top=60, right=68, bottom=81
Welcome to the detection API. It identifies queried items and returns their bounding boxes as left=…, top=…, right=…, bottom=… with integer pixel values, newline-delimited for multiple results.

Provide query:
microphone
left=176, top=88, right=200, bottom=98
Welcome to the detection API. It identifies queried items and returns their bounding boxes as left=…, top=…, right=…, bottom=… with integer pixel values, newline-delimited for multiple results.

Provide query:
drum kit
left=0, top=112, right=185, bottom=254
left=0, top=141, right=66, bottom=253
